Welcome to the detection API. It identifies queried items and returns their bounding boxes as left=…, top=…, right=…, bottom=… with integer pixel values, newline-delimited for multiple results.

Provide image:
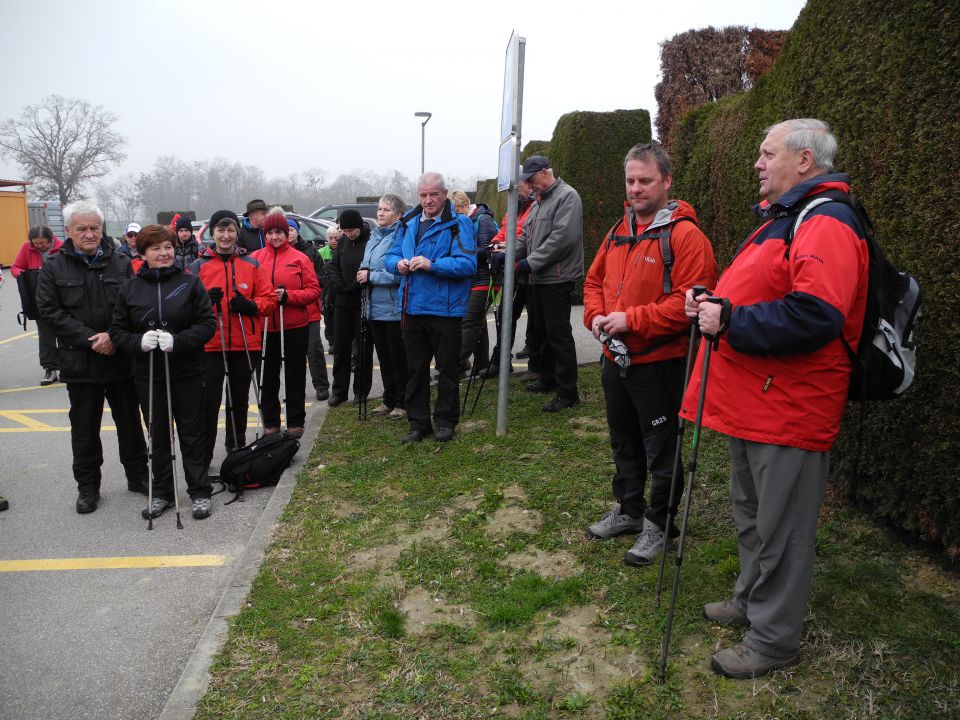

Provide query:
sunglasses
left=125, top=232, right=139, bottom=238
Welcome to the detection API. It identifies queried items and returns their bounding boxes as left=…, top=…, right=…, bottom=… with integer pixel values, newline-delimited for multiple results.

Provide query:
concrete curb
left=157, top=399, right=328, bottom=720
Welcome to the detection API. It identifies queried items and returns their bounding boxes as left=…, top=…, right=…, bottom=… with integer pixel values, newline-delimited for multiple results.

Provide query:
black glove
left=208, top=287, right=224, bottom=305
left=230, top=294, right=259, bottom=316
left=278, top=289, right=288, bottom=306
left=516, top=259, right=531, bottom=276
left=490, top=253, right=506, bottom=271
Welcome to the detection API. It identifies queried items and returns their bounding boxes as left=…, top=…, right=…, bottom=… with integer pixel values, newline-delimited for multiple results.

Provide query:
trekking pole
left=358, top=279, right=369, bottom=421
left=278, top=288, right=287, bottom=429
left=161, top=321, right=184, bottom=530
left=655, top=317, right=702, bottom=606
left=239, top=313, right=265, bottom=439
left=216, top=302, right=241, bottom=451
left=258, top=316, right=269, bottom=392
left=659, top=286, right=720, bottom=683
left=470, top=280, right=509, bottom=415
left=146, top=321, right=156, bottom=531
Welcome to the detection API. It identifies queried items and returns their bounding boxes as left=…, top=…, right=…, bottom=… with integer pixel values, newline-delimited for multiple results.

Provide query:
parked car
left=309, top=202, right=382, bottom=221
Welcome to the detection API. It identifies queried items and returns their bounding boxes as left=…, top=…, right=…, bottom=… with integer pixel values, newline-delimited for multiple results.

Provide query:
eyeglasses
left=125, top=232, right=139, bottom=238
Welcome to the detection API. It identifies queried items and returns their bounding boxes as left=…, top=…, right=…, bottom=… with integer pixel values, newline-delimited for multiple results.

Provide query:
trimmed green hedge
left=671, top=0, right=960, bottom=558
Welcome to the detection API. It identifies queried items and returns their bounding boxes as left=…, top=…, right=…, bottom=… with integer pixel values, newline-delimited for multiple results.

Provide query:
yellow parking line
left=0, top=554, right=228, bottom=572
left=0, top=384, right=58, bottom=394
left=0, top=332, right=37, bottom=345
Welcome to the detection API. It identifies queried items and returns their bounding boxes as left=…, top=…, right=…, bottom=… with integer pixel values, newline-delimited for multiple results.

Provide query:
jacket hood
left=754, top=172, right=853, bottom=218
left=473, top=203, right=494, bottom=219
left=621, top=198, right=700, bottom=233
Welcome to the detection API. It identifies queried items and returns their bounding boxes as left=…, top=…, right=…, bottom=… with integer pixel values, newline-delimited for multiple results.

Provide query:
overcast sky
left=1, top=0, right=806, bottom=188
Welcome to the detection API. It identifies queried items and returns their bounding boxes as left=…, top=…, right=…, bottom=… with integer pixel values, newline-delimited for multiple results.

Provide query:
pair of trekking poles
left=145, top=319, right=183, bottom=531
left=461, top=278, right=507, bottom=415
left=656, top=284, right=720, bottom=683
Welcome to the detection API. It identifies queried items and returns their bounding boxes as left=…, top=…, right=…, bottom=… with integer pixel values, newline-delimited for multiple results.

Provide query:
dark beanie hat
left=175, top=215, right=194, bottom=233
left=261, top=211, right=290, bottom=235
left=209, top=210, right=240, bottom=231
left=338, top=209, right=364, bottom=230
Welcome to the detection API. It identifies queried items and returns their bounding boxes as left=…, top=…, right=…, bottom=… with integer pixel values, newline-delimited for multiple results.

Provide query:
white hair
left=417, top=172, right=446, bottom=191
left=63, top=200, right=104, bottom=227
left=766, top=118, right=838, bottom=171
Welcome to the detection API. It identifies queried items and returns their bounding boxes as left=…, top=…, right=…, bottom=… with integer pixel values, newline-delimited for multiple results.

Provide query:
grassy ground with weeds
left=196, top=363, right=960, bottom=719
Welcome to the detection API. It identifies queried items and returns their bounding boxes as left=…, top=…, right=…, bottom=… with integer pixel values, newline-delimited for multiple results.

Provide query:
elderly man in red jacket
left=684, top=119, right=869, bottom=679
left=583, top=141, right=717, bottom=567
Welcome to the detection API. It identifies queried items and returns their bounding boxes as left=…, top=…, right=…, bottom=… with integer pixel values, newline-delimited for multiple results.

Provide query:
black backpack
left=784, top=189, right=921, bottom=401
left=219, top=432, right=300, bottom=490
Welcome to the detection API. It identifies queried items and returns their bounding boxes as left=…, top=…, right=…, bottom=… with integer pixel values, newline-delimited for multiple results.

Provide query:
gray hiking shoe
left=710, top=642, right=800, bottom=679
left=623, top=518, right=670, bottom=566
left=585, top=502, right=646, bottom=540
left=141, top=497, right=173, bottom=519
left=703, top=599, right=749, bottom=627
left=191, top=497, right=212, bottom=520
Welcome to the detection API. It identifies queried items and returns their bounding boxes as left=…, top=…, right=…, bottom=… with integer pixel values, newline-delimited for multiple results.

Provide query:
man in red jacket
left=684, top=119, right=869, bottom=679
left=583, top=142, right=717, bottom=567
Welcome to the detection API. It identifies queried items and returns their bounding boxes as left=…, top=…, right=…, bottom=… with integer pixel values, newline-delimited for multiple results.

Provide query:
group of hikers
left=4, top=117, right=872, bottom=681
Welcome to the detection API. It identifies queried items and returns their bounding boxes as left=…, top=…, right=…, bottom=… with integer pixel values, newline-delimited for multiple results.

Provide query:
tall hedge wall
left=670, top=0, right=960, bottom=557
left=550, top=110, right=652, bottom=269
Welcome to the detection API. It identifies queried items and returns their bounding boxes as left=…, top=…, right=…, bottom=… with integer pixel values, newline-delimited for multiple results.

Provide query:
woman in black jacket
left=110, top=225, right=217, bottom=520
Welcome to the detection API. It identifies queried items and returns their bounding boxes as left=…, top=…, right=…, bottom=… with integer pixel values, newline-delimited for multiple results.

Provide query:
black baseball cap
left=519, top=155, right=551, bottom=181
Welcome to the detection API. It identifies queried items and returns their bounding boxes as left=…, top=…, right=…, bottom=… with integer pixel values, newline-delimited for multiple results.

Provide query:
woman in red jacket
left=12, top=226, right=64, bottom=385
left=252, top=210, right=321, bottom=437
left=190, top=210, right=277, bottom=460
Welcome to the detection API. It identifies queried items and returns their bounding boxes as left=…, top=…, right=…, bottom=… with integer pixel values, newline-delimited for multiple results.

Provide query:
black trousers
left=370, top=319, right=407, bottom=410
left=403, top=314, right=462, bottom=433
left=67, top=380, right=149, bottom=495
left=527, top=282, right=578, bottom=398
left=322, top=288, right=335, bottom=348
left=261, top=326, right=309, bottom=428
left=307, top=320, right=329, bottom=392
left=601, top=356, right=684, bottom=533
left=36, top=316, right=59, bottom=371
left=489, top=283, right=531, bottom=366
left=458, top=287, right=492, bottom=369
left=331, top=303, right=372, bottom=400
left=137, top=368, right=211, bottom=500
left=203, top=350, right=260, bottom=462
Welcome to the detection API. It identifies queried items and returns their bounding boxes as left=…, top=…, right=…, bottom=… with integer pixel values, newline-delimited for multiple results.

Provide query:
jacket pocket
left=56, top=279, right=85, bottom=309
left=100, top=272, right=126, bottom=305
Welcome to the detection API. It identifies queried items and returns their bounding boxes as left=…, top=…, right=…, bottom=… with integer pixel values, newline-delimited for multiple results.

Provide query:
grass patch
left=196, top=363, right=960, bottom=719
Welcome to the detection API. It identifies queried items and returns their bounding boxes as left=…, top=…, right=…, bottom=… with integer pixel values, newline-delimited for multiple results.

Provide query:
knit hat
left=175, top=215, right=194, bottom=233
left=261, top=211, right=290, bottom=235
left=338, top=209, right=364, bottom=230
left=208, top=210, right=240, bottom=232
left=287, top=218, right=300, bottom=232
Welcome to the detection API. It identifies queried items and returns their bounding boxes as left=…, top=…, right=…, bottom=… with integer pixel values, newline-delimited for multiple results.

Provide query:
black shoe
left=433, top=427, right=454, bottom=442
left=526, top=379, right=556, bottom=394
left=76, top=492, right=100, bottom=514
left=316, top=388, right=330, bottom=401
left=543, top=395, right=580, bottom=413
left=327, top=394, right=347, bottom=407
left=127, top=480, right=149, bottom=496
left=515, top=345, right=530, bottom=359
left=0, top=496, right=9, bottom=512
left=481, top=364, right=513, bottom=379
left=401, top=429, right=426, bottom=443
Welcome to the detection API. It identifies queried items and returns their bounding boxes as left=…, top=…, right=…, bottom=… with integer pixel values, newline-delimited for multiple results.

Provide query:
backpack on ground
left=785, top=189, right=921, bottom=401
left=219, top=432, right=299, bottom=490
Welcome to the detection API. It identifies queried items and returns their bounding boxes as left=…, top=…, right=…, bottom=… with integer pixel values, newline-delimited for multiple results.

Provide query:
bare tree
left=0, top=95, right=127, bottom=204
left=95, top=174, right=142, bottom=227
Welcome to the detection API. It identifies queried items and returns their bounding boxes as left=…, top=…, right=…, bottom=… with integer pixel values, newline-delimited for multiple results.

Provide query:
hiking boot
left=191, top=497, right=212, bottom=520
left=40, top=369, right=58, bottom=386
left=710, top=643, right=800, bottom=679
left=543, top=395, right=580, bottom=412
left=76, top=492, right=99, bottom=514
left=401, top=429, right=426, bottom=443
left=585, top=503, right=646, bottom=540
left=327, top=394, right=347, bottom=407
left=286, top=427, right=304, bottom=439
left=623, top=518, right=671, bottom=566
left=316, top=387, right=330, bottom=401
left=0, top=495, right=9, bottom=512
left=370, top=403, right=392, bottom=416
left=434, top=426, right=454, bottom=442
left=703, top=600, right=749, bottom=627
left=141, top=497, right=173, bottom=519
left=387, top=407, right=407, bottom=420
left=526, top=379, right=555, bottom=394
left=515, top=345, right=530, bottom=359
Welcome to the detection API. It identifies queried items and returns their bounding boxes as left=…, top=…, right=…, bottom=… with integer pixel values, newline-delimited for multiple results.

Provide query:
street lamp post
left=414, top=111, right=432, bottom=175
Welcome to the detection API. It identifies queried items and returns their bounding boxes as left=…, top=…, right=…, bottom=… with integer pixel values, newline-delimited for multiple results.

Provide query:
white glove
left=140, top=330, right=160, bottom=352
left=157, top=330, right=174, bottom=353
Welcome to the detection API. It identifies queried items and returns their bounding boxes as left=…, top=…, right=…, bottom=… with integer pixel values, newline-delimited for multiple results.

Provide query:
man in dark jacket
left=174, top=215, right=200, bottom=267
left=328, top=210, right=371, bottom=406
left=36, top=200, right=149, bottom=514
left=238, top=198, right=268, bottom=253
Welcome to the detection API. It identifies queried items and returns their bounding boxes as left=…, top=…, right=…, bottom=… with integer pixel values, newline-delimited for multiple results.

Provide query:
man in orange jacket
left=583, top=142, right=717, bottom=567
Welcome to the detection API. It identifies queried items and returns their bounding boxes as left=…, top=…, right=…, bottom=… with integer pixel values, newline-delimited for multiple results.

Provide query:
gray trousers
left=728, top=437, right=828, bottom=658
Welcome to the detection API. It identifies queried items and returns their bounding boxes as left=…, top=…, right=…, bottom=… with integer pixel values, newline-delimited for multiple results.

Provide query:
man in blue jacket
left=385, top=172, right=476, bottom=442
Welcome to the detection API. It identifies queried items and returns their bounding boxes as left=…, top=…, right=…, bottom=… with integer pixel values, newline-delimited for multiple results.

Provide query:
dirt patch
left=459, top=419, right=487, bottom=433
left=347, top=515, right=450, bottom=572
left=899, top=555, right=960, bottom=600
left=450, top=492, right=483, bottom=513
left=568, top=416, right=607, bottom=431
left=325, top=499, right=364, bottom=519
left=521, top=604, right=646, bottom=701
left=502, top=484, right=528, bottom=504
left=503, top=548, right=582, bottom=580
left=486, top=506, right=543, bottom=536
left=398, top=587, right=476, bottom=634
